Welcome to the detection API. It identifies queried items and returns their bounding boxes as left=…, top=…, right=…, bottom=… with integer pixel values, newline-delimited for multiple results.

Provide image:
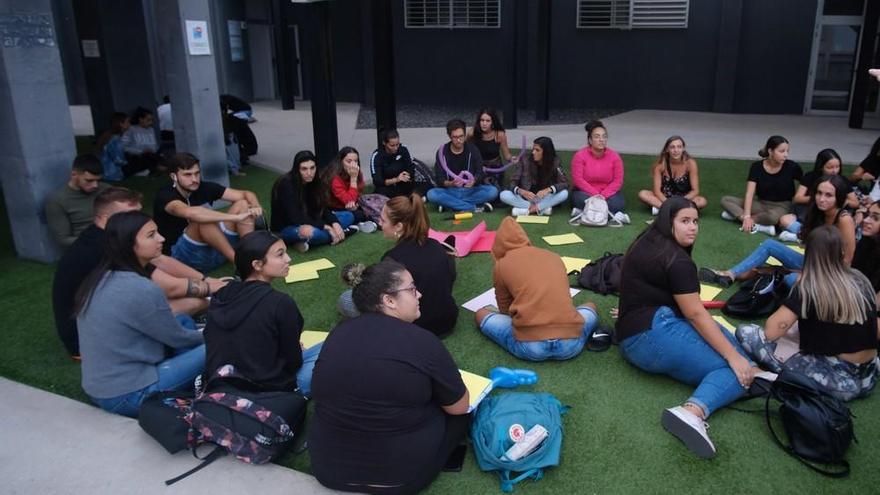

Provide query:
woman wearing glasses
left=571, top=120, right=630, bottom=224
left=310, top=260, right=470, bottom=494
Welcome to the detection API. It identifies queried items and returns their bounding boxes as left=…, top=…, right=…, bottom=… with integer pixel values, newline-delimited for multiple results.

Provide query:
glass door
left=804, top=1, right=865, bottom=114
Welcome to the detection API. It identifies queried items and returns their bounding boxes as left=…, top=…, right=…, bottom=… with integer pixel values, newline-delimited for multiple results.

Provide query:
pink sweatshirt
left=570, top=146, right=624, bottom=197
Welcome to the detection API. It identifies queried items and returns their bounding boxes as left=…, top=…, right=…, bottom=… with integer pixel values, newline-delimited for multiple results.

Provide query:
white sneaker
left=651, top=206, right=659, bottom=216
left=661, top=406, right=716, bottom=459
left=613, top=211, right=631, bottom=224
left=721, top=211, right=736, bottom=221
left=357, top=221, right=378, bottom=233
left=511, top=207, right=529, bottom=217
left=571, top=207, right=582, bottom=217
left=778, top=231, right=799, bottom=243
left=437, top=205, right=445, bottom=213
left=540, top=207, right=553, bottom=216
left=754, top=224, right=776, bottom=236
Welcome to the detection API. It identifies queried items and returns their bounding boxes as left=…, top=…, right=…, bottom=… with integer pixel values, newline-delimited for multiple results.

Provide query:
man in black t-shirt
left=426, top=119, right=498, bottom=212
left=154, top=152, right=263, bottom=272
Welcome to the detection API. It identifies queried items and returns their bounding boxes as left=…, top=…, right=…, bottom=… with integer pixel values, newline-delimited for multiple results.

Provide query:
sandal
left=698, top=267, right=733, bottom=288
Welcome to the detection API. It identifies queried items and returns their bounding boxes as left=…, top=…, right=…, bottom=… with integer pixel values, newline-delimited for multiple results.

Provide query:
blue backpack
left=471, top=392, right=567, bottom=492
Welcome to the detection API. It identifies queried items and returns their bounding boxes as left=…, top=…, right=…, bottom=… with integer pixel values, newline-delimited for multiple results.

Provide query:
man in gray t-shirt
left=44, top=154, right=109, bottom=248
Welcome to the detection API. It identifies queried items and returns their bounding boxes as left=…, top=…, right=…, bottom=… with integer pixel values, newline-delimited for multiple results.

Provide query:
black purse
left=722, top=270, right=788, bottom=319
left=764, top=369, right=855, bottom=477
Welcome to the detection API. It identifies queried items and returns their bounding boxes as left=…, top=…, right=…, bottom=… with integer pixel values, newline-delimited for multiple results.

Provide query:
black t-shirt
left=434, top=142, right=485, bottom=186
left=783, top=286, right=877, bottom=355
left=308, top=313, right=465, bottom=488
left=853, top=237, right=880, bottom=292
left=858, top=154, right=880, bottom=176
left=616, top=236, right=701, bottom=341
left=370, top=145, right=415, bottom=198
left=747, top=160, right=803, bottom=202
left=153, top=181, right=226, bottom=254
left=800, top=170, right=821, bottom=193
left=52, top=224, right=105, bottom=355
left=383, top=239, right=458, bottom=336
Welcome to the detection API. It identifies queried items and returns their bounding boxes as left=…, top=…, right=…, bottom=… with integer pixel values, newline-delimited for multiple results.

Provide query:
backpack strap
left=763, top=392, right=850, bottom=477
left=164, top=446, right=227, bottom=486
left=499, top=468, right=543, bottom=493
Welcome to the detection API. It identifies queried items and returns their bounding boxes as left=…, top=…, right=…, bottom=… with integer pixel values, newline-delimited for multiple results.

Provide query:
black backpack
left=763, top=370, right=855, bottom=477
left=722, top=270, right=788, bottom=318
left=576, top=252, right=624, bottom=295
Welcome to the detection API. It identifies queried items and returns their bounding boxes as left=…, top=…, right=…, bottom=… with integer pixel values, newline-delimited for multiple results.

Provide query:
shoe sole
left=661, top=409, right=716, bottom=459
left=698, top=268, right=731, bottom=288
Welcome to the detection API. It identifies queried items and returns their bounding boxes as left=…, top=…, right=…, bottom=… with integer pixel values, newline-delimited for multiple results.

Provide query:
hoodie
left=491, top=217, right=584, bottom=341
left=204, top=280, right=305, bottom=390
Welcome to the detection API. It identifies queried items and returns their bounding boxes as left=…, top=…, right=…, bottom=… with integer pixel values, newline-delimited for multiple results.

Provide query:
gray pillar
left=154, top=0, right=228, bottom=186
left=0, top=0, right=75, bottom=262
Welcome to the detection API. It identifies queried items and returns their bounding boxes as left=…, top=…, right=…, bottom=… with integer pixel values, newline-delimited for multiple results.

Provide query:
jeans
left=279, top=211, right=355, bottom=246
left=90, top=344, right=206, bottom=418
left=736, top=323, right=878, bottom=402
left=479, top=306, right=599, bottom=361
left=499, top=189, right=569, bottom=211
left=619, top=306, right=752, bottom=417
left=426, top=185, right=498, bottom=212
left=729, top=239, right=801, bottom=288
left=571, top=189, right=625, bottom=213
left=297, top=342, right=323, bottom=397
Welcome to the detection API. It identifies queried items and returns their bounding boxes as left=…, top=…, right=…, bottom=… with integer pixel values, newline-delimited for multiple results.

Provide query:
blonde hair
left=798, top=226, right=873, bottom=324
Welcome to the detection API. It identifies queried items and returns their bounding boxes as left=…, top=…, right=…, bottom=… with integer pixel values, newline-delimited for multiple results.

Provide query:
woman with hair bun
left=311, top=260, right=469, bottom=494
left=203, top=230, right=319, bottom=396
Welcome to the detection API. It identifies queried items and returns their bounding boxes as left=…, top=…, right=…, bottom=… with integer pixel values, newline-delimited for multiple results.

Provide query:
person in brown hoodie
left=474, top=216, right=599, bottom=360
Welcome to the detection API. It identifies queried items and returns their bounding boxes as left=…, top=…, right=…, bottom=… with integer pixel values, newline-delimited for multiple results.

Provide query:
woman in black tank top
left=468, top=108, right=517, bottom=187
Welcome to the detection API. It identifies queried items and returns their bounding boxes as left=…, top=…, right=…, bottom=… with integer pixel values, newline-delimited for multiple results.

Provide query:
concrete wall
left=50, top=0, right=88, bottom=105
left=211, top=0, right=253, bottom=100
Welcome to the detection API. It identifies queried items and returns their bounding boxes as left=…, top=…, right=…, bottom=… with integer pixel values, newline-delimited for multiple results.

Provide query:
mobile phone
left=442, top=444, right=467, bottom=472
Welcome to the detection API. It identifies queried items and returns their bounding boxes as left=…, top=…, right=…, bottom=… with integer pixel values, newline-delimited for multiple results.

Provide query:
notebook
left=300, top=330, right=328, bottom=349
left=542, top=233, right=584, bottom=246
left=460, top=369, right=493, bottom=413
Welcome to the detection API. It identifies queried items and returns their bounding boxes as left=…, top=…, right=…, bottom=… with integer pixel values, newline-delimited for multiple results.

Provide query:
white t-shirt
left=157, top=103, right=173, bottom=132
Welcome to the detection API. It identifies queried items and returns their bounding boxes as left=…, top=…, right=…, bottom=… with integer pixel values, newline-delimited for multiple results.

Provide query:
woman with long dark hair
left=75, top=211, right=204, bottom=418
left=737, top=226, right=878, bottom=401
left=310, top=260, right=469, bottom=494
left=204, top=231, right=320, bottom=396
left=637, top=136, right=707, bottom=214
left=323, top=146, right=383, bottom=231
left=786, top=148, right=858, bottom=242
left=853, top=200, right=880, bottom=292
left=468, top=107, right=517, bottom=187
left=617, top=197, right=758, bottom=459
left=271, top=150, right=354, bottom=252
left=499, top=136, right=570, bottom=216
left=97, top=112, right=129, bottom=181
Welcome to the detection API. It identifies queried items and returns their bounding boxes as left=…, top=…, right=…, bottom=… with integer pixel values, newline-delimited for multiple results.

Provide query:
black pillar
left=73, top=0, right=114, bottom=136
left=534, top=0, right=551, bottom=121
left=305, top=1, right=338, bottom=167
left=273, top=0, right=295, bottom=110
left=371, top=0, right=397, bottom=148
left=712, top=0, right=743, bottom=113
left=502, top=1, right=522, bottom=129
left=849, top=0, right=880, bottom=129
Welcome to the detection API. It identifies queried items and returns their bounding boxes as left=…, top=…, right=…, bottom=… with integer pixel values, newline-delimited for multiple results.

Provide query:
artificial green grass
left=0, top=153, right=877, bottom=493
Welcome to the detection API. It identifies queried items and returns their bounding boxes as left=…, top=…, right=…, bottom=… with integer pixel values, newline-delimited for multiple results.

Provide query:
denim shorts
left=171, top=224, right=238, bottom=272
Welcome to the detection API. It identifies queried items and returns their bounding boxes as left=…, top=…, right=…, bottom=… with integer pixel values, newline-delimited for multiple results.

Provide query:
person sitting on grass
left=338, top=194, right=458, bottom=336
left=45, top=154, right=109, bottom=248
left=499, top=136, right=569, bottom=217
left=310, top=260, right=469, bottom=494
left=736, top=226, right=878, bottom=402
left=786, top=148, right=858, bottom=242
left=853, top=200, right=880, bottom=293
left=637, top=135, right=707, bottom=215
left=153, top=152, right=263, bottom=273
left=75, top=211, right=204, bottom=418
left=850, top=135, right=880, bottom=204
left=570, top=120, right=630, bottom=224
left=204, top=231, right=321, bottom=397
left=120, top=106, right=163, bottom=176
left=96, top=112, right=130, bottom=181
left=323, top=146, right=381, bottom=232
left=467, top=107, right=518, bottom=188
left=701, top=174, right=856, bottom=289
left=370, top=128, right=418, bottom=199
left=616, top=197, right=759, bottom=459
left=52, top=187, right=225, bottom=359
left=271, top=150, right=355, bottom=253
left=720, top=135, right=802, bottom=236
left=426, top=119, right=498, bottom=213
left=475, top=216, right=600, bottom=361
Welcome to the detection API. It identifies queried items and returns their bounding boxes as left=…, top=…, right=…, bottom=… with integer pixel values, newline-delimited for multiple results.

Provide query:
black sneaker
left=343, top=227, right=358, bottom=237
left=483, top=202, right=494, bottom=212
left=698, top=268, right=732, bottom=288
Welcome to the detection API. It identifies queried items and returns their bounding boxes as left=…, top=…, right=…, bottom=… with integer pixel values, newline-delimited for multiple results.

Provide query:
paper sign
left=699, top=284, right=722, bottom=301
left=560, top=256, right=590, bottom=273
left=185, top=20, right=211, bottom=55
left=516, top=215, right=549, bottom=224
left=788, top=245, right=805, bottom=255
left=295, top=258, right=335, bottom=271
left=712, top=315, right=736, bottom=334
left=542, top=233, right=584, bottom=246
left=766, top=256, right=782, bottom=267
left=81, top=39, right=99, bottom=58
left=462, top=287, right=581, bottom=312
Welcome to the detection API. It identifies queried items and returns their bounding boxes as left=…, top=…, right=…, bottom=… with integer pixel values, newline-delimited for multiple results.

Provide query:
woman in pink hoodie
left=570, top=120, right=629, bottom=224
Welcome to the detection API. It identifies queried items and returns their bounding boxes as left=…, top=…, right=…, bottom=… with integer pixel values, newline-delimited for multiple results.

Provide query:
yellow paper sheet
left=713, top=315, right=736, bottom=334
left=460, top=369, right=493, bottom=412
left=766, top=256, right=782, bottom=267
left=699, top=283, right=723, bottom=301
left=295, top=258, right=336, bottom=271
left=516, top=215, right=550, bottom=224
left=285, top=266, right=320, bottom=283
left=300, top=330, right=328, bottom=349
left=788, top=245, right=805, bottom=255
left=542, top=233, right=584, bottom=246
left=560, top=256, right=591, bottom=273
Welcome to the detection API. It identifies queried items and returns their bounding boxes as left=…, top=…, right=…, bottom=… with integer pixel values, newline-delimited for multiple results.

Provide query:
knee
left=229, top=199, right=250, bottom=213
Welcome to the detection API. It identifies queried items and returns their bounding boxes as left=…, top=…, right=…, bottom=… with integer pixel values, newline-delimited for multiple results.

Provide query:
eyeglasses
left=450, top=134, right=466, bottom=140
left=388, top=284, right=418, bottom=297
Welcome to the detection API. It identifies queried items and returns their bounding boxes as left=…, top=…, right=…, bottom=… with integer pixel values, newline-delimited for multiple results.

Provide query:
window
left=577, top=0, right=689, bottom=29
left=404, top=0, right=501, bottom=29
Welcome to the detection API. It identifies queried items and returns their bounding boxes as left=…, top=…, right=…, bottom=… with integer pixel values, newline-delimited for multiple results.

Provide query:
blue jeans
left=499, top=189, right=569, bottom=211
left=171, top=226, right=239, bottom=273
left=297, top=342, right=323, bottom=397
left=426, top=185, right=498, bottom=212
left=279, top=211, right=354, bottom=246
left=619, top=306, right=753, bottom=417
left=90, top=344, right=206, bottom=418
left=730, top=239, right=801, bottom=288
left=571, top=189, right=626, bottom=213
left=479, top=306, right=599, bottom=361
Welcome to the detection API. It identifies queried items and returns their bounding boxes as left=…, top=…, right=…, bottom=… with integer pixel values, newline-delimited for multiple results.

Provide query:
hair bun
left=341, top=263, right=366, bottom=287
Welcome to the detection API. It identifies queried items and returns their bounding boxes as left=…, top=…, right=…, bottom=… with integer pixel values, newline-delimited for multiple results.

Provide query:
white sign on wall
left=185, top=20, right=211, bottom=56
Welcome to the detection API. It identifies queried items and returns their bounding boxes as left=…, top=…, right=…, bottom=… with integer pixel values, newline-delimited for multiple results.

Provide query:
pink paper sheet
left=428, top=220, right=496, bottom=257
